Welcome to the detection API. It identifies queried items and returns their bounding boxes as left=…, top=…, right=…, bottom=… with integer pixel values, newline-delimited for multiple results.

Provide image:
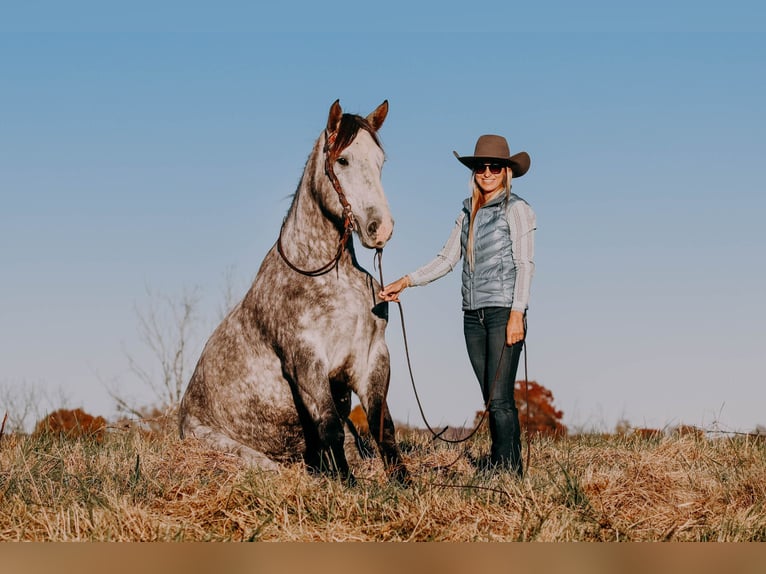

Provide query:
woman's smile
left=475, top=166, right=507, bottom=195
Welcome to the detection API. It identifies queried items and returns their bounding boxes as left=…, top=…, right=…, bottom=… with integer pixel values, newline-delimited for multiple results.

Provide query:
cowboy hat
left=453, top=134, right=530, bottom=178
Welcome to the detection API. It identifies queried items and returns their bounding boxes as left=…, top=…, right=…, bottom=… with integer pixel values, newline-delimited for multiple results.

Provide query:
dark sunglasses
left=474, top=163, right=504, bottom=175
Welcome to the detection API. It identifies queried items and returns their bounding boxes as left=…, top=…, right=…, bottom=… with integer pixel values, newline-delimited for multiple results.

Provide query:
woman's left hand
left=506, top=310, right=526, bottom=346
left=379, top=276, right=410, bottom=302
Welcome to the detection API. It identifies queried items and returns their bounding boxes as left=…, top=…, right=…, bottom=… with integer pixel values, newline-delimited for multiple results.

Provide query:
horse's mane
left=331, top=114, right=382, bottom=154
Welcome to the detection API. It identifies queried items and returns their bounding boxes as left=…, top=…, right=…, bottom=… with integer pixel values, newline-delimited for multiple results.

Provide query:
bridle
left=276, top=129, right=357, bottom=277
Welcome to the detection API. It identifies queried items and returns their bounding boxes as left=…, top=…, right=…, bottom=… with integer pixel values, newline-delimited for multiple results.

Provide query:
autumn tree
left=105, top=286, right=203, bottom=419
left=473, top=380, right=566, bottom=437
left=107, top=271, right=244, bottom=420
left=515, top=380, right=566, bottom=436
left=34, top=408, right=107, bottom=441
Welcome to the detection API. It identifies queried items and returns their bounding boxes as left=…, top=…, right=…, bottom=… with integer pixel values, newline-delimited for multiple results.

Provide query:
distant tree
left=515, top=380, right=567, bottom=437
left=0, top=382, right=44, bottom=434
left=474, top=380, right=566, bottom=437
left=34, top=408, right=107, bottom=442
left=0, top=380, right=70, bottom=434
left=107, top=286, right=203, bottom=418
left=107, top=270, right=245, bottom=419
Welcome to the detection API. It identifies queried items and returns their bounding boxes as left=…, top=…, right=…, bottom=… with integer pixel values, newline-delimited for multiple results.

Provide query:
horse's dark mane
left=332, top=114, right=381, bottom=153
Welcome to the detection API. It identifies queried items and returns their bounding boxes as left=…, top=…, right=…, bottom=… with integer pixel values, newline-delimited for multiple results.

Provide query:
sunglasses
left=474, top=163, right=504, bottom=175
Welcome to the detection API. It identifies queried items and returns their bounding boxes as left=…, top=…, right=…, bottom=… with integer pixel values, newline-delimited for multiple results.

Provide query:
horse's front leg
left=363, top=349, right=411, bottom=486
left=293, top=362, right=355, bottom=485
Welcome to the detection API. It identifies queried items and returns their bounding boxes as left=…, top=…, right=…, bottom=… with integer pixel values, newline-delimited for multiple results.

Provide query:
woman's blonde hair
left=466, top=167, right=512, bottom=270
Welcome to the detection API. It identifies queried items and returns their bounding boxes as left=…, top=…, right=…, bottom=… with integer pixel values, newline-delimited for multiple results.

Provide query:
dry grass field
left=1, top=416, right=765, bottom=542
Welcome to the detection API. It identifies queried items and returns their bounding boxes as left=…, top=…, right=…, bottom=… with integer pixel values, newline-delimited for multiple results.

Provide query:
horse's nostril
left=367, top=220, right=379, bottom=237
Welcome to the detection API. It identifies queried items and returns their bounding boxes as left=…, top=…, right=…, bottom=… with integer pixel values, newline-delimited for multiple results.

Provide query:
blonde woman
left=380, top=134, right=536, bottom=476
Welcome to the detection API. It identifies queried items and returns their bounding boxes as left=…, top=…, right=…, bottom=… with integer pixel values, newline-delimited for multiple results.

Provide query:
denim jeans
left=463, top=306, right=523, bottom=476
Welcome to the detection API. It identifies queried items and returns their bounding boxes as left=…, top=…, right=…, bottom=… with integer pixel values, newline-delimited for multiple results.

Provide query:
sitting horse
left=178, top=100, right=410, bottom=485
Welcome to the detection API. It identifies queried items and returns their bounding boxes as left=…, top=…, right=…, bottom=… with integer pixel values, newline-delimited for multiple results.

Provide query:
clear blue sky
left=2, top=2, right=764, bottom=433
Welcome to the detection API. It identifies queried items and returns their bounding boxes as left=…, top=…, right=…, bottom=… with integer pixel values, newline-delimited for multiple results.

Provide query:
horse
left=178, top=100, right=410, bottom=485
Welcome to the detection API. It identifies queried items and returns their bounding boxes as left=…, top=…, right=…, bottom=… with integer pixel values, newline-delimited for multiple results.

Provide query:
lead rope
left=374, top=249, right=531, bottom=475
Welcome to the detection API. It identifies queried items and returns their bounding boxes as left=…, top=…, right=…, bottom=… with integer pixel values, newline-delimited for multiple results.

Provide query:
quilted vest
left=460, top=193, right=521, bottom=311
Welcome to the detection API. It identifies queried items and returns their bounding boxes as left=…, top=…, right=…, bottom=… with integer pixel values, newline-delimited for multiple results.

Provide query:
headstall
left=277, top=129, right=356, bottom=277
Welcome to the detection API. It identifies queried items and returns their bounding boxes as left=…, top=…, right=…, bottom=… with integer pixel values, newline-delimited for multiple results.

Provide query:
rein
left=276, top=130, right=357, bottom=277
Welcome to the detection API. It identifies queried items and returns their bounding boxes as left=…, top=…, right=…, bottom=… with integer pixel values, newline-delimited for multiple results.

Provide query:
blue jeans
left=463, top=307, right=523, bottom=476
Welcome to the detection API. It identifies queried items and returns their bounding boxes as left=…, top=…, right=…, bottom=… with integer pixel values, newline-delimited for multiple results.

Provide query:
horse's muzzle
left=367, top=218, right=394, bottom=248
left=359, top=208, right=394, bottom=248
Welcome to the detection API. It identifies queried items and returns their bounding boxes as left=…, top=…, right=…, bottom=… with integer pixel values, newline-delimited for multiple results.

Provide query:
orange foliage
left=34, top=408, right=107, bottom=442
left=515, top=380, right=567, bottom=437
left=514, top=381, right=567, bottom=436
left=348, top=404, right=369, bottom=436
left=474, top=380, right=566, bottom=437
left=633, top=428, right=663, bottom=439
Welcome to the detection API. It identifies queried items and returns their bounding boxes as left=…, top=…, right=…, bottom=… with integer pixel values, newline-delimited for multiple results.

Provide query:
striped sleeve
left=408, top=211, right=464, bottom=286
left=509, top=200, right=536, bottom=312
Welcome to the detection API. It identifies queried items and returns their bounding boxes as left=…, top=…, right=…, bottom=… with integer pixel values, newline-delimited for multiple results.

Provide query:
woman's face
left=474, top=163, right=511, bottom=195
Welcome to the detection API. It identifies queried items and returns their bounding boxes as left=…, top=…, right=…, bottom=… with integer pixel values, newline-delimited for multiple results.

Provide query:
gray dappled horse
left=179, top=100, right=410, bottom=485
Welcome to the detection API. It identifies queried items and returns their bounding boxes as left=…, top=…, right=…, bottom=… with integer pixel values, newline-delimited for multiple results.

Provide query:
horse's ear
left=366, top=100, right=388, bottom=132
left=327, top=99, right=343, bottom=133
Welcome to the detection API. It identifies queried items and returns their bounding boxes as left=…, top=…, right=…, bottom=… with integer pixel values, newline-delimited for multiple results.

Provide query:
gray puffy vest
left=460, top=193, right=522, bottom=311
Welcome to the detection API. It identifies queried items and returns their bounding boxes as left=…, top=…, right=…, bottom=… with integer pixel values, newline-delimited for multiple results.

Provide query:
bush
left=33, top=408, right=107, bottom=442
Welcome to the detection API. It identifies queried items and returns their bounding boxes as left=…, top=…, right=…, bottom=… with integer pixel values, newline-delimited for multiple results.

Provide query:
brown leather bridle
left=277, top=129, right=357, bottom=277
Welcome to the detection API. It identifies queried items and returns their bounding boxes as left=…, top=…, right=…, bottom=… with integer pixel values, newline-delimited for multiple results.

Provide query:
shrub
left=515, top=380, right=567, bottom=437
left=33, top=408, right=107, bottom=442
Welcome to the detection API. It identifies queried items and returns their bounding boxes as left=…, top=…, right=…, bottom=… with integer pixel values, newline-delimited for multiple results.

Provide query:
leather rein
left=277, top=130, right=357, bottom=277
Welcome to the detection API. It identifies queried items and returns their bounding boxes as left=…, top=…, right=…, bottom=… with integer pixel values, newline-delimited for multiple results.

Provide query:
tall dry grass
left=1, top=420, right=765, bottom=541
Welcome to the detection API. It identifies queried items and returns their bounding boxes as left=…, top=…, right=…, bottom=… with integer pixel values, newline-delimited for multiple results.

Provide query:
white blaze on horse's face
left=332, top=130, right=394, bottom=249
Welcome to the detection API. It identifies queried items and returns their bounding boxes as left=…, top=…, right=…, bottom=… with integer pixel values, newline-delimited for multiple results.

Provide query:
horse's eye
left=336, top=157, right=349, bottom=167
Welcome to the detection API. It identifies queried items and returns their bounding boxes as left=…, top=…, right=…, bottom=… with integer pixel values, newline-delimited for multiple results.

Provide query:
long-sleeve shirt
left=408, top=195, right=536, bottom=313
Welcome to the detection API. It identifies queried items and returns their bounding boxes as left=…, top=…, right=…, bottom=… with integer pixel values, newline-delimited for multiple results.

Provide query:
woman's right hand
left=379, top=276, right=411, bottom=302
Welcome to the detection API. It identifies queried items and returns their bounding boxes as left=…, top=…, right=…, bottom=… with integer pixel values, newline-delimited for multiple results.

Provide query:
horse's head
left=321, top=100, right=394, bottom=249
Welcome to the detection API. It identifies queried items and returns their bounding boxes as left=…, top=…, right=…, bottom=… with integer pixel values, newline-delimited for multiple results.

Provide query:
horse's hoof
left=390, top=466, right=412, bottom=488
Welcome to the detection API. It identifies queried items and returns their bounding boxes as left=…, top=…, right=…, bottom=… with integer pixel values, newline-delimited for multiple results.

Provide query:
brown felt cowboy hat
left=453, top=134, right=531, bottom=178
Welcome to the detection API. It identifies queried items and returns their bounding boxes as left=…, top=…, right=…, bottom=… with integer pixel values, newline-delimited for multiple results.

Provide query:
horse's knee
left=317, top=411, right=345, bottom=443
left=365, top=401, right=395, bottom=444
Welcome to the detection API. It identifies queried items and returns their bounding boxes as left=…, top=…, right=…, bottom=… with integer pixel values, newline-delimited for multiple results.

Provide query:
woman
left=379, top=134, right=535, bottom=477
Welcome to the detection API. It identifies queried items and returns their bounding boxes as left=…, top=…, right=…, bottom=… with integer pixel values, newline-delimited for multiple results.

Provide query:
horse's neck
left=280, top=174, right=353, bottom=268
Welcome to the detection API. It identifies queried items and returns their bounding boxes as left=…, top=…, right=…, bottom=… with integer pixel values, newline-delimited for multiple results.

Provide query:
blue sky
left=2, top=2, right=765, bottom=433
